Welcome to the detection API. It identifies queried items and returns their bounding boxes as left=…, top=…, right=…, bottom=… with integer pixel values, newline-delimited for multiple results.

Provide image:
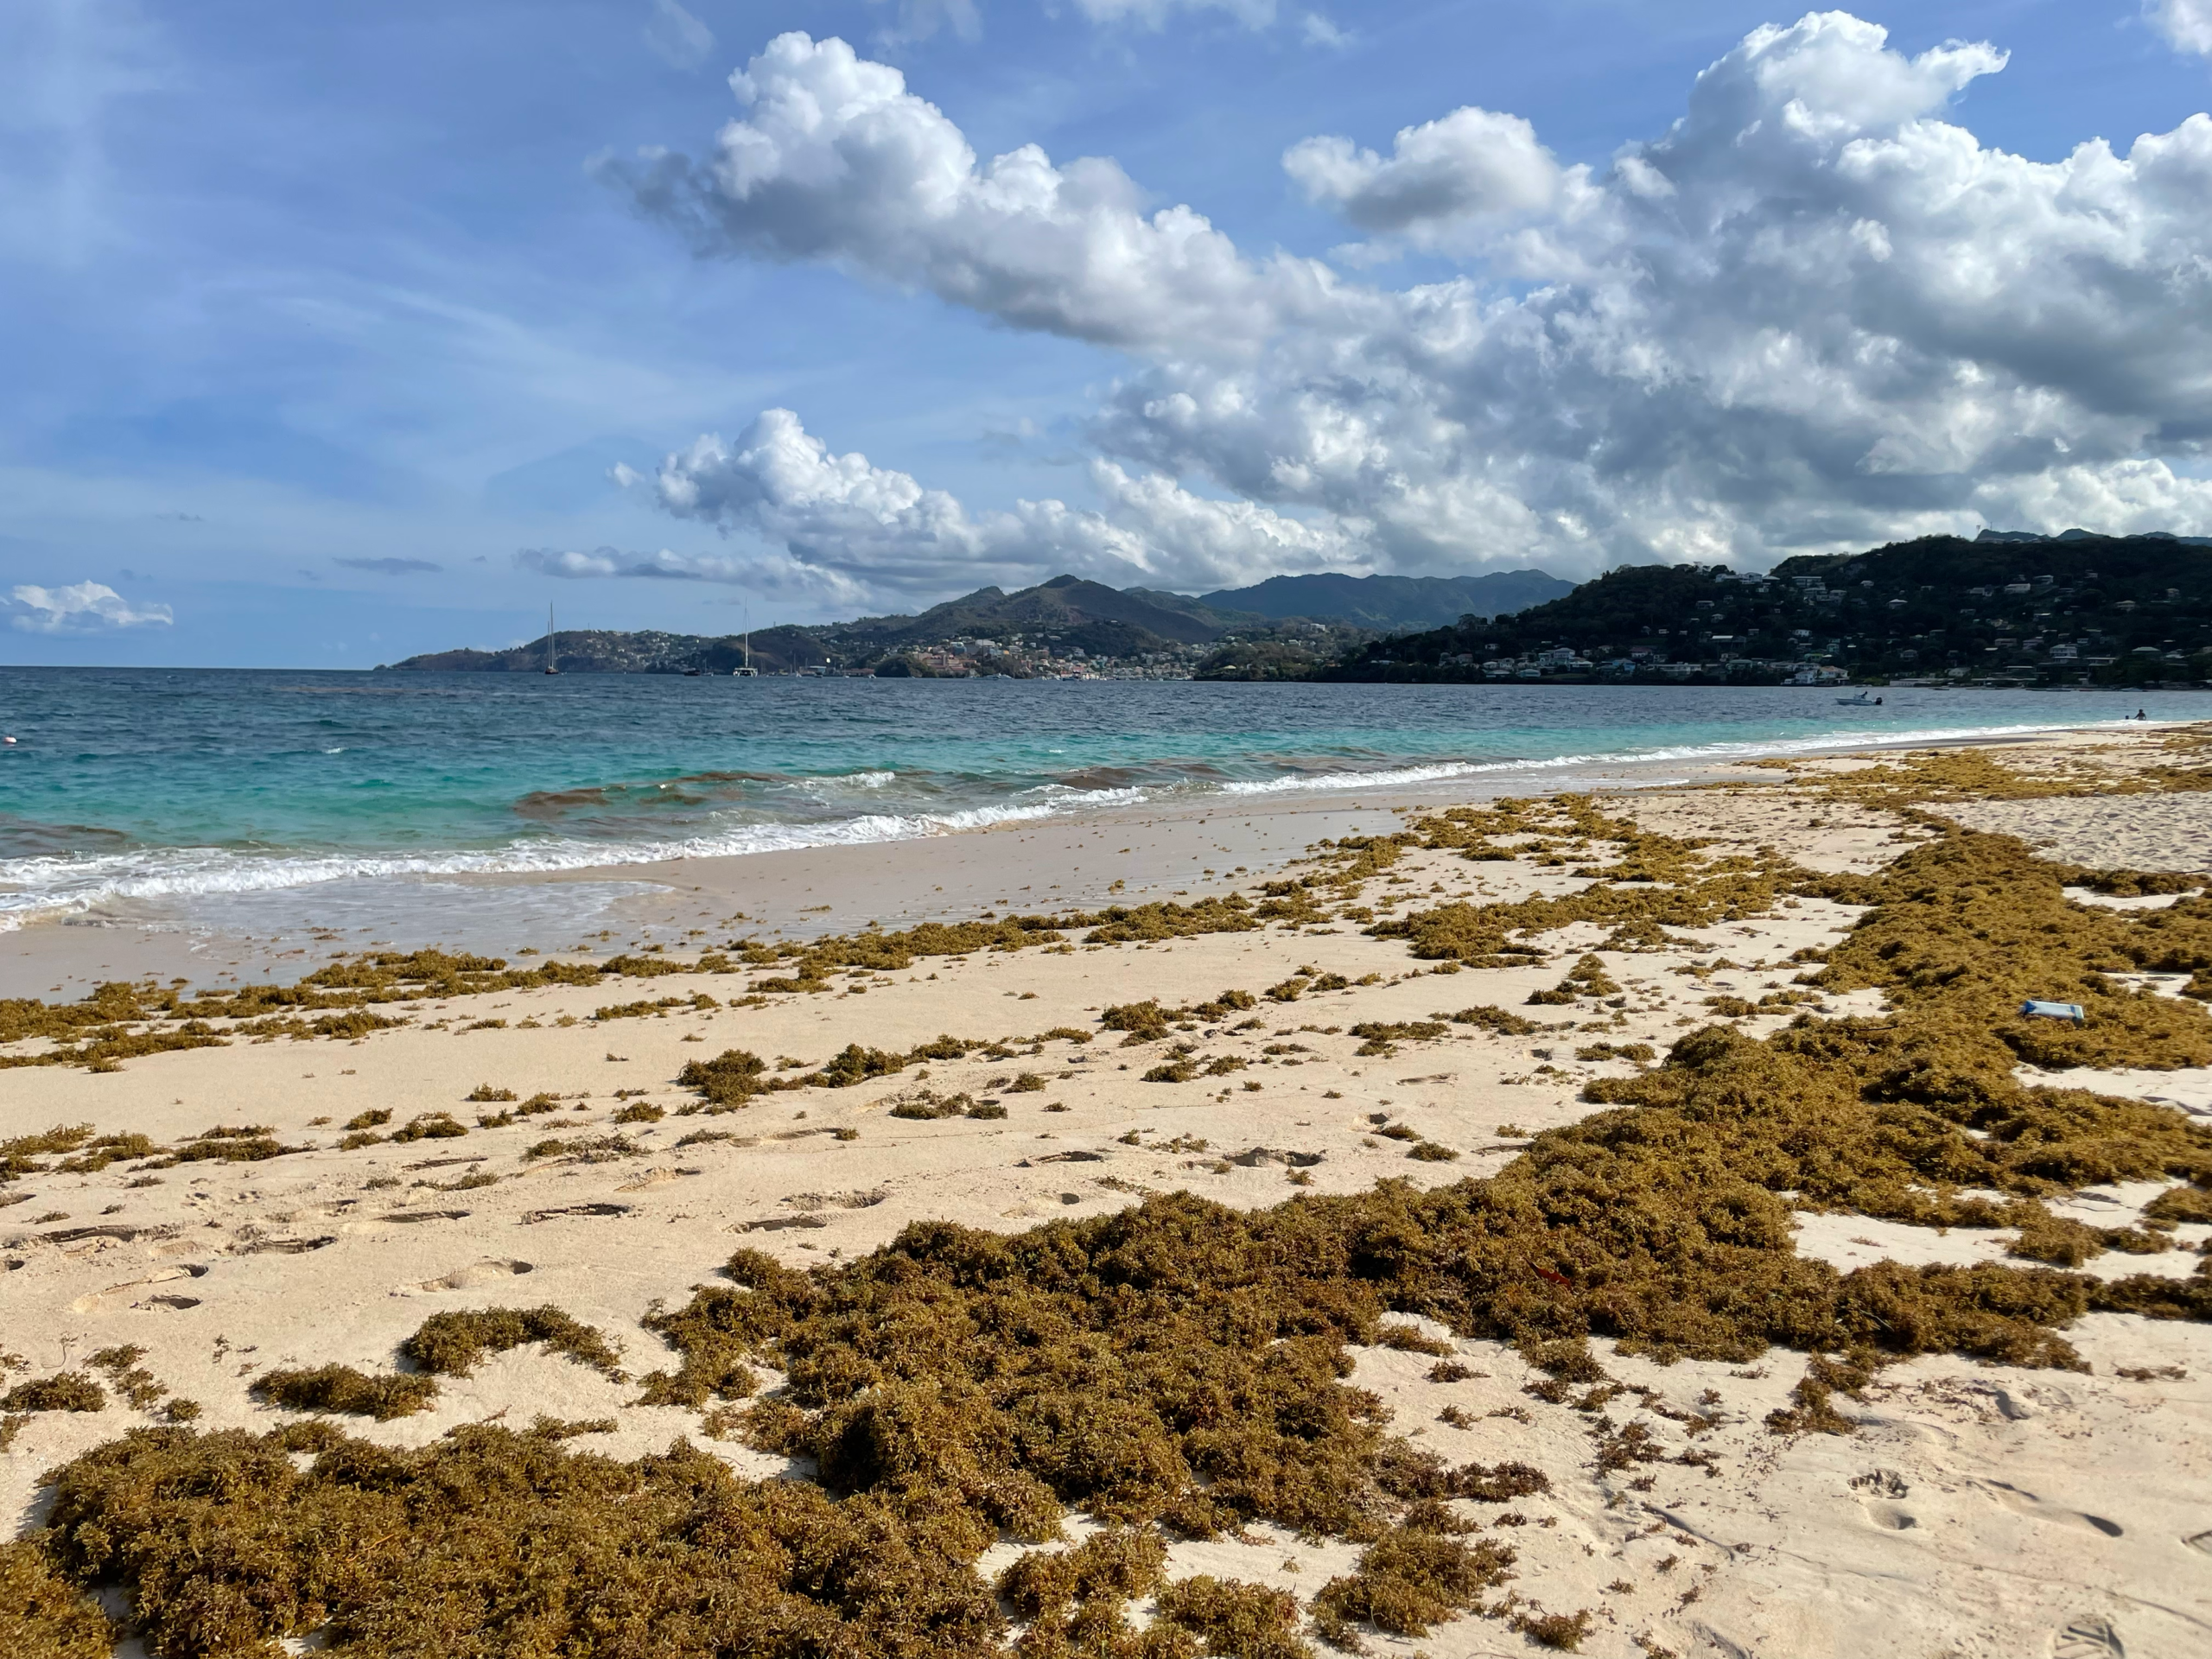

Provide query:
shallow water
left=1, top=668, right=2203, bottom=934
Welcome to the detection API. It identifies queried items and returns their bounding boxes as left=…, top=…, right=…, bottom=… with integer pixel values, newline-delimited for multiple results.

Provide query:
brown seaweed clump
left=400, top=1306, right=623, bottom=1378
left=0, top=1538, right=111, bottom=1659
left=155, top=1124, right=299, bottom=1166
left=1, top=1372, right=107, bottom=1414
left=33, top=1425, right=1009, bottom=1659
left=996, top=1529, right=1190, bottom=1659
left=251, top=1364, right=438, bottom=1421
left=1309, top=1512, right=1516, bottom=1649
left=1153, top=1577, right=1308, bottom=1659
left=1348, top=1021, right=1447, bottom=1057
left=0, top=950, right=599, bottom=1071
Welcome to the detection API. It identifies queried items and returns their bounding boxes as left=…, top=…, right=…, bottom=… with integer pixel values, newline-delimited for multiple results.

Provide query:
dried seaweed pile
left=1741, top=739, right=2212, bottom=811
left=12, top=773, right=2212, bottom=1657
left=0, top=889, right=1331, bottom=1074
left=0, top=949, right=623, bottom=1071
left=675, top=1032, right=1046, bottom=1114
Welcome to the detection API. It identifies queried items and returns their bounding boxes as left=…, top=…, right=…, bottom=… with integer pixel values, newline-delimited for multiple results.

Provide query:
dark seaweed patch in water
left=512, top=771, right=785, bottom=823
left=1056, top=766, right=1145, bottom=791
left=511, top=785, right=620, bottom=820
left=0, top=814, right=135, bottom=858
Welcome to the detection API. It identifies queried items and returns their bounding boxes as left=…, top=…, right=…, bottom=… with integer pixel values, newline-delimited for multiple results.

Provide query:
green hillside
left=1323, top=533, right=2212, bottom=687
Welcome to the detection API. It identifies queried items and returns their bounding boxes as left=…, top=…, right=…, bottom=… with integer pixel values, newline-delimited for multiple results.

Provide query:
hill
left=1193, top=569, right=1572, bottom=630
left=822, top=575, right=1236, bottom=657
left=385, top=625, right=827, bottom=676
left=1321, top=533, right=2212, bottom=687
left=378, top=568, right=1567, bottom=677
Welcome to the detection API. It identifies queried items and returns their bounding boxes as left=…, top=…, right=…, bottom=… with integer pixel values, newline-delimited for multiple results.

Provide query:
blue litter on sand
left=2021, top=1000, right=2086, bottom=1023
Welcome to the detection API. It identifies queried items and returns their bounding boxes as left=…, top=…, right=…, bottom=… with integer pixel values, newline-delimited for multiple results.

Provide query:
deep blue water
left=2, top=668, right=2204, bottom=931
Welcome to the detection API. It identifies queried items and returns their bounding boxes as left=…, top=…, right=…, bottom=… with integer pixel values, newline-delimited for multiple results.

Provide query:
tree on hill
left=1323, top=535, right=2212, bottom=687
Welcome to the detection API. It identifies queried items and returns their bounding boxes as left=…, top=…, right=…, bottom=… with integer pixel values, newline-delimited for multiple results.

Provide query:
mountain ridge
left=1195, top=569, right=1573, bottom=629
left=378, top=568, right=1567, bottom=674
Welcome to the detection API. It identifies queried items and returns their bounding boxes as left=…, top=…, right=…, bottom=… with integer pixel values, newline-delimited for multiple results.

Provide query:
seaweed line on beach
left=8, top=742, right=2212, bottom=1657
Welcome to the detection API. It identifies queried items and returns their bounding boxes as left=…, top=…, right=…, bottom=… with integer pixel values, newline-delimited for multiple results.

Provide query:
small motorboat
left=1835, top=691, right=1884, bottom=706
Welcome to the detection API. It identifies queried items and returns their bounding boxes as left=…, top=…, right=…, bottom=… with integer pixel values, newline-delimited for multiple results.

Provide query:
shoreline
left=0, top=716, right=2183, bottom=1004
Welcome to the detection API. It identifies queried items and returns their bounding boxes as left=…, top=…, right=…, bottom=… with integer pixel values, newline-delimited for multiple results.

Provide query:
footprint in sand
left=1980, top=1479, right=2124, bottom=1537
left=2053, top=1614, right=2125, bottom=1657
left=522, top=1203, right=631, bottom=1224
left=616, top=1167, right=701, bottom=1192
left=68, top=1263, right=209, bottom=1314
left=407, top=1258, right=534, bottom=1294
left=782, top=1189, right=886, bottom=1210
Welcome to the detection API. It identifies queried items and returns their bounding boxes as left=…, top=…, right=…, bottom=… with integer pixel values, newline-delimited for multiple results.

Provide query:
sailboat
left=543, top=604, right=559, bottom=676
left=732, top=603, right=758, bottom=676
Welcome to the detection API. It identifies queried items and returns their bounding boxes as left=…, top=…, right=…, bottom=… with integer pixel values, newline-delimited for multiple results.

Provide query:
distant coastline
left=380, top=532, right=2212, bottom=692
left=377, top=569, right=1570, bottom=681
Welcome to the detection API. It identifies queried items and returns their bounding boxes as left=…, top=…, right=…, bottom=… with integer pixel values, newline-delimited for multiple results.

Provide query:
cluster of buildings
left=1430, top=646, right=1848, bottom=683
left=895, top=638, right=1209, bottom=680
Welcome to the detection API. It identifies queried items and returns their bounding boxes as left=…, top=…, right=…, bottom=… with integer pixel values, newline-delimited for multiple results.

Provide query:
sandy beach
left=6, top=722, right=2212, bottom=1659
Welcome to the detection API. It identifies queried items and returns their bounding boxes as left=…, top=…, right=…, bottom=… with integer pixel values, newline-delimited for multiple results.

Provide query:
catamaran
left=732, top=603, right=758, bottom=676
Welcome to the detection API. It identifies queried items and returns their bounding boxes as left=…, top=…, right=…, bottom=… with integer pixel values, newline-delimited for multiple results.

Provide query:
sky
left=5, top=1, right=2212, bottom=666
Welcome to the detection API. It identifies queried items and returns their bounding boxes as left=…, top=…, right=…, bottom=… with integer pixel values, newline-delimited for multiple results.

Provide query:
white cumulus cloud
left=586, top=408, right=1359, bottom=597
left=518, top=542, right=868, bottom=605
left=612, top=13, right=2212, bottom=588
left=1284, top=106, right=1573, bottom=245
left=8, top=581, right=173, bottom=632
left=2149, top=0, right=2212, bottom=60
left=600, top=31, right=1338, bottom=356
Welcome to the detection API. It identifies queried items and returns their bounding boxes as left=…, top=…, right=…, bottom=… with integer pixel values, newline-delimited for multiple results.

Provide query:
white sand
left=1942, top=790, right=2212, bottom=874
left=8, top=731, right=2212, bottom=1657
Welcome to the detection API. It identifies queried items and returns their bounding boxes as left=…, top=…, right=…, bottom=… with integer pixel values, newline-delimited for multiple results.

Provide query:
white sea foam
left=1214, top=720, right=2111, bottom=796
left=0, top=715, right=2138, bottom=931
left=0, top=801, right=1059, bottom=931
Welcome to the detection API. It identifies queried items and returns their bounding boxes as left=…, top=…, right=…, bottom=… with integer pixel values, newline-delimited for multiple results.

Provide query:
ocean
left=2, top=668, right=2204, bottom=940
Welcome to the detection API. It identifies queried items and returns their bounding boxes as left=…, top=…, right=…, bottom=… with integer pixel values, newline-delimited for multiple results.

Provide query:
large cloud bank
left=557, top=408, right=1354, bottom=601
left=601, top=12, right=2212, bottom=595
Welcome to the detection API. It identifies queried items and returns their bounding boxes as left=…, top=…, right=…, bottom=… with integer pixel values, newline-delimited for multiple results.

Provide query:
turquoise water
left=1, top=667, right=2204, bottom=931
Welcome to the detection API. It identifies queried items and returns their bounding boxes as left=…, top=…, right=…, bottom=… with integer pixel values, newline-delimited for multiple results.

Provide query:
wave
left=0, top=800, right=1058, bottom=931
left=1214, top=719, right=2120, bottom=796
left=0, top=715, right=2141, bottom=931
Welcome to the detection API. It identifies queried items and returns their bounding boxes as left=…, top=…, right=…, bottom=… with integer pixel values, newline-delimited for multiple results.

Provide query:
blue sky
left=5, top=1, right=2212, bottom=665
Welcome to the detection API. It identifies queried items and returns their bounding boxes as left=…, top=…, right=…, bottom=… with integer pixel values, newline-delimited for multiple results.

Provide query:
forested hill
left=1192, top=569, right=1572, bottom=629
left=385, top=626, right=826, bottom=677
left=378, top=568, right=1567, bottom=676
left=1321, top=533, right=2212, bottom=687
